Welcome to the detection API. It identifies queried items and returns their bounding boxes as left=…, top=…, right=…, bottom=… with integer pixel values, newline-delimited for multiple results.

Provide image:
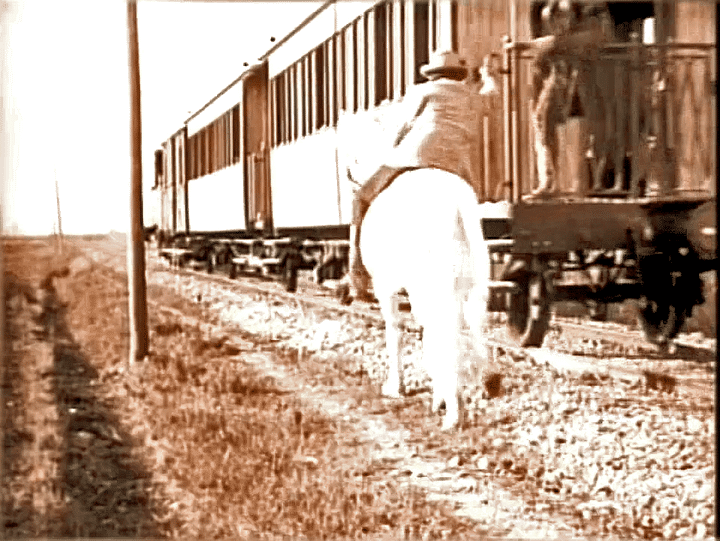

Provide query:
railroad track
left=152, top=255, right=714, bottom=396
left=73, top=240, right=715, bottom=398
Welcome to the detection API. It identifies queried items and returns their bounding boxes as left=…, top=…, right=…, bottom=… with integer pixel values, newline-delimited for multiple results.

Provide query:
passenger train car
left=153, top=0, right=716, bottom=347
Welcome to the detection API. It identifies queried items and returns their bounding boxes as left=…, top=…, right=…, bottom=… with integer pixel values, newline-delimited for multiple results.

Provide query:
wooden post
left=126, top=0, right=148, bottom=364
left=0, top=2, right=9, bottom=536
left=54, top=168, right=64, bottom=253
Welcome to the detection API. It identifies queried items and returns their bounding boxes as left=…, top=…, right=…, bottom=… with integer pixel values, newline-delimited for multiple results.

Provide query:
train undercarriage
left=488, top=197, right=715, bottom=348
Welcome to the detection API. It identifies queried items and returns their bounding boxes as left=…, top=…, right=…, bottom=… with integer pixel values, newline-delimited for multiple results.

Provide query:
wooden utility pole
left=54, top=168, right=63, bottom=253
left=126, top=0, right=148, bottom=364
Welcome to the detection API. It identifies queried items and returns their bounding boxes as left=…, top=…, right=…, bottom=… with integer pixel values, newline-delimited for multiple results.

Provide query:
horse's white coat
left=360, top=169, right=491, bottom=430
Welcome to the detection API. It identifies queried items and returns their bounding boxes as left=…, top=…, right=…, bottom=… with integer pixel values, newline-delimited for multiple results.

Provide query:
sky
left=1, top=0, right=323, bottom=235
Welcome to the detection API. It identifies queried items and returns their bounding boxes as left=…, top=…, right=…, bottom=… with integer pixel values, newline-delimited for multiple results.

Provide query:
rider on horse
left=346, top=50, right=492, bottom=303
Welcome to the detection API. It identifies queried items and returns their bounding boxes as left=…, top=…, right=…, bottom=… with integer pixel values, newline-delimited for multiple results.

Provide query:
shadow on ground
left=2, top=271, right=162, bottom=537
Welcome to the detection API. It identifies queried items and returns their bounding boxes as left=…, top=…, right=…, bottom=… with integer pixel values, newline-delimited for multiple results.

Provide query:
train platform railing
left=498, top=38, right=715, bottom=203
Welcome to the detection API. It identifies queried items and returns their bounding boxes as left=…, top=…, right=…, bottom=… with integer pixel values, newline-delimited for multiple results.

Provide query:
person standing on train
left=344, top=50, right=485, bottom=303
left=529, top=0, right=612, bottom=198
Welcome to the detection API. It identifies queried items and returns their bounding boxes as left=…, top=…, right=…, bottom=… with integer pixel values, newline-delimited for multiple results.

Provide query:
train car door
left=173, top=132, right=189, bottom=233
left=165, top=140, right=177, bottom=233
left=243, top=62, right=273, bottom=233
left=672, top=0, right=716, bottom=193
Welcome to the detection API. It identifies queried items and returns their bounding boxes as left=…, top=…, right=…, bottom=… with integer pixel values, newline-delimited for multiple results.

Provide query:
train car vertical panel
left=243, top=62, right=272, bottom=233
left=174, top=130, right=189, bottom=233
left=454, top=0, right=509, bottom=202
left=265, top=2, right=373, bottom=231
left=672, top=0, right=716, bottom=195
left=184, top=75, right=248, bottom=234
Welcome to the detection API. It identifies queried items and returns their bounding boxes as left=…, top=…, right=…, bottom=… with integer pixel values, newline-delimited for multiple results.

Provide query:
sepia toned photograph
left=1, top=0, right=716, bottom=538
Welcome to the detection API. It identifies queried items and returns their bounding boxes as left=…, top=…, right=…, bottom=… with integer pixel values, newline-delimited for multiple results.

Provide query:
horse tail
left=455, top=189, right=491, bottom=351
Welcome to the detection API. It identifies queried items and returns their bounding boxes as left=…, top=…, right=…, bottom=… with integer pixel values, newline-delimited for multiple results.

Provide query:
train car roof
left=183, top=62, right=262, bottom=126
left=258, top=0, right=333, bottom=61
left=181, top=0, right=332, bottom=130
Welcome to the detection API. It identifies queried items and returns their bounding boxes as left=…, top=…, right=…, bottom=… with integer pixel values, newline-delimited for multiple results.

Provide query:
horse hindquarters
left=361, top=169, right=487, bottom=430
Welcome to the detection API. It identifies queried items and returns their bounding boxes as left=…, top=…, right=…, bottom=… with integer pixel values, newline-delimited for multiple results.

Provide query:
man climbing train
left=344, top=50, right=498, bottom=304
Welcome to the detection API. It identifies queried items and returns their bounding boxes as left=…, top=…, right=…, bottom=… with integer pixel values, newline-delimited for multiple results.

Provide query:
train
left=152, top=0, right=716, bottom=348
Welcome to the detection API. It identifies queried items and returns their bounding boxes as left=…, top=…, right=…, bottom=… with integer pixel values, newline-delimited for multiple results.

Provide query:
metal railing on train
left=494, top=39, right=715, bottom=203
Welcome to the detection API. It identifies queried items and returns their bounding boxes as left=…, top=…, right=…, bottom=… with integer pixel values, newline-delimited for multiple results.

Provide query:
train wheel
left=638, top=298, right=686, bottom=347
left=207, top=252, right=217, bottom=274
left=507, top=273, right=550, bottom=347
left=637, top=246, right=702, bottom=348
left=283, top=259, right=298, bottom=293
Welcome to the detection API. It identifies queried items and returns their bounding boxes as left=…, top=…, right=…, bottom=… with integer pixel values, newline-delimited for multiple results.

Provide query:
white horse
left=360, top=168, right=491, bottom=430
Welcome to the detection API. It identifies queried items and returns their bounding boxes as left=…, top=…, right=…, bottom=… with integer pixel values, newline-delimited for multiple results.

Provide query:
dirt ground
left=1, top=238, right=495, bottom=539
left=2, top=237, right=715, bottom=539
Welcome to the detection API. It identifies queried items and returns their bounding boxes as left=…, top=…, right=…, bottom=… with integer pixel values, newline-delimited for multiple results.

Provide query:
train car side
left=152, top=0, right=716, bottom=347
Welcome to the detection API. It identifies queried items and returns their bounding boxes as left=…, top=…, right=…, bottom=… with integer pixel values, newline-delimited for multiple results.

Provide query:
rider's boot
left=347, top=200, right=375, bottom=303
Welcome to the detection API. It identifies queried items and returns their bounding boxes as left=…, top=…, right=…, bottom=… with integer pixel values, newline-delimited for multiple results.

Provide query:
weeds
left=3, top=239, right=486, bottom=540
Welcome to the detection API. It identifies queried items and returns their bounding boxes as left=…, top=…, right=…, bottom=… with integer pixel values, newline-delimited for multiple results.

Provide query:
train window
left=196, top=133, right=201, bottom=178
left=296, top=62, right=302, bottom=139
left=221, top=115, right=226, bottom=167
left=315, top=45, right=326, bottom=130
left=324, top=40, right=331, bottom=128
left=301, top=57, right=308, bottom=138
left=295, top=62, right=301, bottom=140
left=282, top=71, right=289, bottom=144
left=222, top=114, right=228, bottom=169
left=227, top=111, right=232, bottom=165
left=154, top=149, right=162, bottom=189
left=337, top=32, right=346, bottom=114
left=290, top=64, right=296, bottom=141
left=227, top=112, right=232, bottom=167
left=232, top=104, right=240, bottom=161
left=398, top=0, right=406, bottom=98
left=351, top=22, right=359, bottom=112
left=207, top=125, right=212, bottom=174
left=211, top=120, right=217, bottom=174
left=363, top=13, right=370, bottom=110
left=204, top=126, right=210, bottom=176
left=218, top=118, right=223, bottom=170
left=284, top=69, right=291, bottom=143
left=306, top=55, right=313, bottom=136
left=214, top=120, right=218, bottom=173
left=185, top=137, right=192, bottom=181
left=209, top=122, right=214, bottom=174
left=450, top=0, right=458, bottom=52
left=210, top=121, right=216, bottom=174
left=276, top=71, right=287, bottom=145
left=387, top=1, right=394, bottom=101
left=271, top=77, right=278, bottom=146
left=198, top=132, right=203, bottom=176
left=198, top=130, right=204, bottom=177
left=276, top=73, right=283, bottom=145
left=287, top=68, right=293, bottom=142
left=414, top=0, right=430, bottom=84
left=190, top=135, right=196, bottom=180
left=607, top=2, right=654, bottom=42
left=206, top=125, right=211, bottom=175
left=375, top=1, right=388, bottom=106
left=431, top=0, right=437, bottom=52
left=213, top=121, right=218, bottom=174
left=300, top=58, right=306, bottom=138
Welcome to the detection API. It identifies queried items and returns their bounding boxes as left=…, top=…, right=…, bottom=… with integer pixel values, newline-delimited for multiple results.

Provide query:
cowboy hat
left=420, top=50, right=468, bottom=79
left=541, top=0, right=573, bottom=23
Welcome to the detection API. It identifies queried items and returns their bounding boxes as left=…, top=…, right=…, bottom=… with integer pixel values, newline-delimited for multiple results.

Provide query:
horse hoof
left=440, top=416, right=459, bottom=432
left=430, top=398, right=446, bottom=414
left=381, top=383, right=401, bottom=398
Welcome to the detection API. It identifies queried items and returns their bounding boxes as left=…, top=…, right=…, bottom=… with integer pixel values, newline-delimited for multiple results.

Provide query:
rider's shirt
left=383, top=79, right=479, bottom=186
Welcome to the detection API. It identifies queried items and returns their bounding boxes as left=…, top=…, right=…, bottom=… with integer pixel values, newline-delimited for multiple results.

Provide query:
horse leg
left=378, top=290, right=405, bottom=398
left=413, top=290, right=463, bottom=430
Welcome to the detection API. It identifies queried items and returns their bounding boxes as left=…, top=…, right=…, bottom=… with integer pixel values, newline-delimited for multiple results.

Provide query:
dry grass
left=2, top=239, right=487, bottom=539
